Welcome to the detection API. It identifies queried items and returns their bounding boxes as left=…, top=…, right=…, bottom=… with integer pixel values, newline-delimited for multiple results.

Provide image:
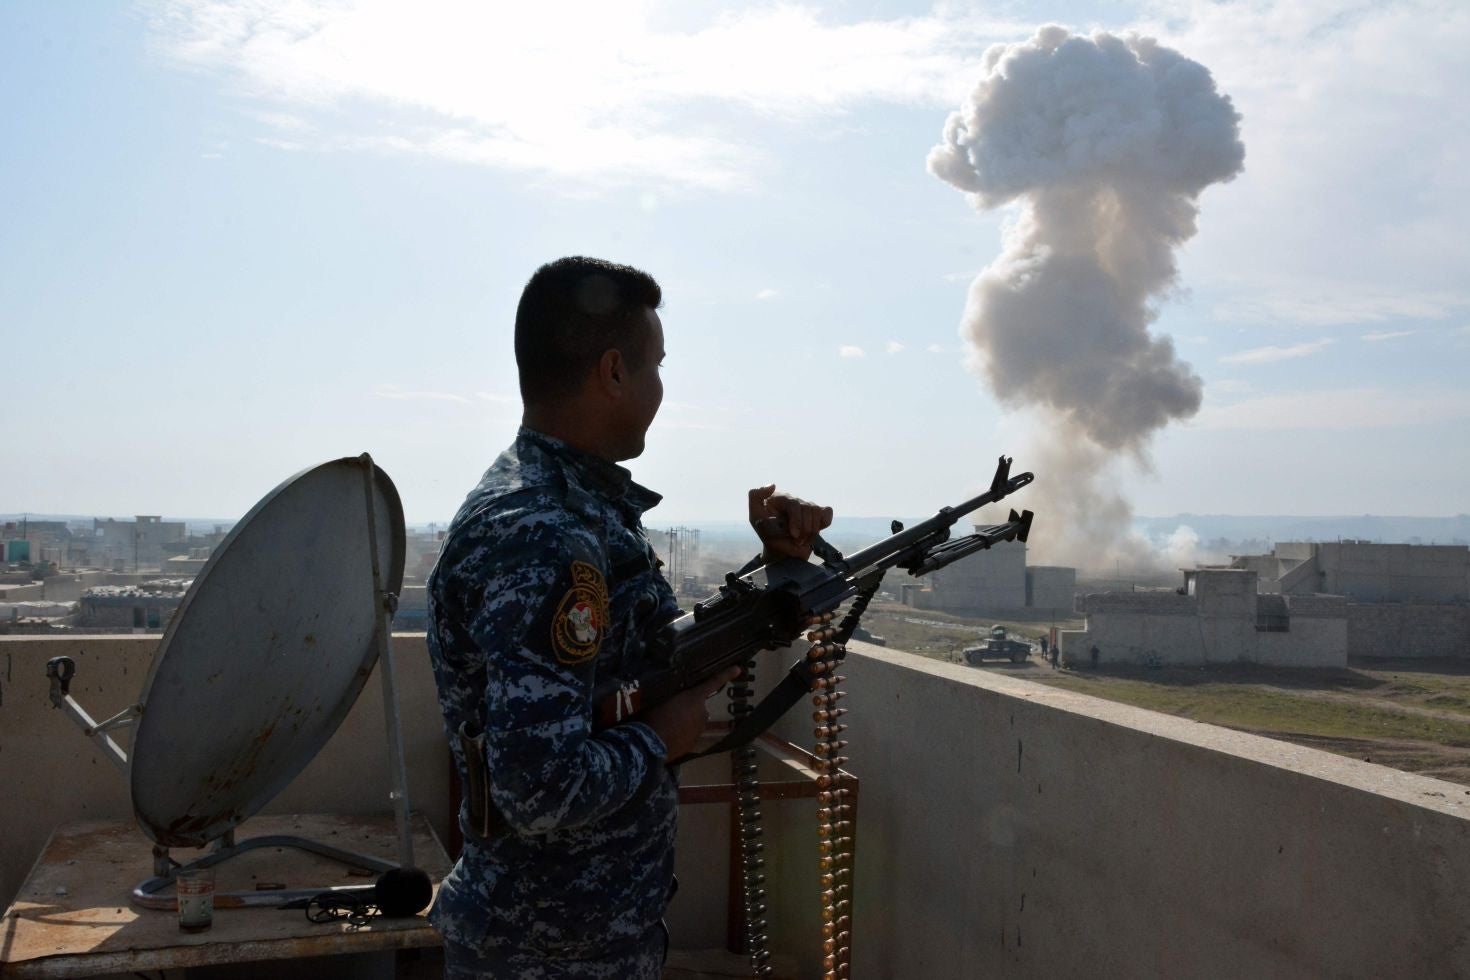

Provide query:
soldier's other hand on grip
left=643, top=665, right=742, bottom=762
left=748, top=485, right=834, bottom=562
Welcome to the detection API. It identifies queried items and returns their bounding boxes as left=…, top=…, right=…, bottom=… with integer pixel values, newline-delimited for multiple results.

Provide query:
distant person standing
left=1090, top=645, right=1100, bottom=669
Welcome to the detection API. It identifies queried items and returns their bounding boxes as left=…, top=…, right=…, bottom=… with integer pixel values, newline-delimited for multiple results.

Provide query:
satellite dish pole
left=359, top=453, right=415, bottom=870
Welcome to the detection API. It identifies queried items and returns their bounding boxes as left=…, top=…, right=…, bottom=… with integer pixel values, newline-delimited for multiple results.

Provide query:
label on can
left=177, top=869, right=214, bottom=931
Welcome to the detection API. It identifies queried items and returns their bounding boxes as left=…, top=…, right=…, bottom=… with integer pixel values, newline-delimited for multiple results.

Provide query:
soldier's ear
left=597, top=348, right=626, bottom=397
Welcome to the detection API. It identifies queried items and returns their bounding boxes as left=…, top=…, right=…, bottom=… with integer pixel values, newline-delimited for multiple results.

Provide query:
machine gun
left=591, top=455, right=1034, bottom=751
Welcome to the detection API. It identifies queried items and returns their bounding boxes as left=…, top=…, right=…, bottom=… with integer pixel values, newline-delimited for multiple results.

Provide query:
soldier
left=427, top=256, right=831, bottom=978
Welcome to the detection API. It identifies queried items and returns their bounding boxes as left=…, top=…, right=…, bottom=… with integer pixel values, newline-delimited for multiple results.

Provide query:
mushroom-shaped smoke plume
left=929, top=25, right=1243, bottom=568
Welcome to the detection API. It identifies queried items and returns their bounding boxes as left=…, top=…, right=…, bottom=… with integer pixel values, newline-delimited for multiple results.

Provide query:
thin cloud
left=1219, top=339, right=1334, bottom=366
left=885, top=341, right=906, bottom=354
left=1215, top=287, right=1461, bottom=327
left=1361, top=330, right=1417, bottom=342
left=926, top=343, right=945, bottom=353
left=476, top=391, right=517, bottom=404
left=146, top=1, right=1027, bottom=191
left=1193, top=387, right=1470, bottom=431
left=838, top=346, right=866, bottom=358
left=754, top=288, right=780, bottom=301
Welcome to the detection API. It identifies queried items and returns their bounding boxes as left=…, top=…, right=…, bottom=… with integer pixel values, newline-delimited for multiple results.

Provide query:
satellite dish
left=129, top=455, right=405, bottom=847
left=45, top=454, right=421, bottom=909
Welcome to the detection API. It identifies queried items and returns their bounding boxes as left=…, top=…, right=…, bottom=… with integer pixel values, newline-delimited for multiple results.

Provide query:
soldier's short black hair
left=515, top=257, right=662, bottom=405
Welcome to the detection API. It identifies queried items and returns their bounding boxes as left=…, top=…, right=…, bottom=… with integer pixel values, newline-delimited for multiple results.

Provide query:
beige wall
left=8, top=635, right=1470, bottom=977
left=767, top=644, right=1470, bottom=978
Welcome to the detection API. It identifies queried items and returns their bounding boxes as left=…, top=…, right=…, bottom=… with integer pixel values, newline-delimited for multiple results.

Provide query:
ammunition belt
left=731, top=590, right=868, bottom=980
left=809, top=611, right=853, bottom=980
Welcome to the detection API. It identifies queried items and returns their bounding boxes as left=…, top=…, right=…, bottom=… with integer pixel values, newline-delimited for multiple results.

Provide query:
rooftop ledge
left=4, top=633, right=1469, bottom=978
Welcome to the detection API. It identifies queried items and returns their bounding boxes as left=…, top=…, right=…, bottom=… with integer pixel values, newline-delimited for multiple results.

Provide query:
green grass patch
left=1032, top=672, right=1470, bottom=749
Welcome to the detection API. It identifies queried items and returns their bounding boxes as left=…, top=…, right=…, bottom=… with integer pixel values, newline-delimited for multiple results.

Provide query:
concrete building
left=88, top=516, right=186, bottom=570
left=394, top=583, right=429, bottom=630
left=161, top=552, right=210, bottom=576
left=1232, top=542, right=1470, bottom=659
left=77, top=579, right=190, bottom=629
left=1059, top=568, right=1348, bottom=668
left=1, top=520, right=72, bottom=565
left=903, top=539, right=1076, bottom=616
left=1247, top=541, right=1469, bottom=602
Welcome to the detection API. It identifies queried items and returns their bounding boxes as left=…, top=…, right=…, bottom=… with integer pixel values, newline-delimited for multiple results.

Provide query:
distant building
left=78, top=579, right=190, bottom=629
left=90, top=516, right=186, bottom=570
left=648, top=528, right=701, bottom=592
left=1241, top=541, right=1468, bottom=603
left=1, top=520, right=72, bottom=565
left=1231, top=542, right=1469, bottom=660
left=394, top=584, right=429, bottom=630
left=161, top=551, right=211, bottom=576
left=404, top=529, right=445, bottom=583
left=900, top=539, right=1076, bottom=616
left=1059, top=568, right=1348, bottom=668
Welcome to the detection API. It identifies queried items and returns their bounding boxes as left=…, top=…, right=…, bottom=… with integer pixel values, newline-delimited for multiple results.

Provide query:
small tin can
left=176, top=867, right=214, bottom=932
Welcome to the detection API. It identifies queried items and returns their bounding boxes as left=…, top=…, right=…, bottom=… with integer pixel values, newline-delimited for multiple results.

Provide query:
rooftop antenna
left=45, top=454, right=424, bottom=911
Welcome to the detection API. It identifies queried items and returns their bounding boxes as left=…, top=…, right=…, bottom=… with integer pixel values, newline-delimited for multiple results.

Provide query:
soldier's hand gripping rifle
left=592, top=456, right=1035, bottom=755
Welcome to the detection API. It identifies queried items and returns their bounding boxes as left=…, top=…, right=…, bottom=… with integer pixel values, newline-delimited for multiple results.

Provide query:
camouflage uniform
left=427, top=427, right=683, bottom=976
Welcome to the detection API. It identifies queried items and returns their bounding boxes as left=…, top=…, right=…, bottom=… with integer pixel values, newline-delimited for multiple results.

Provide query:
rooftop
left=3, top=631, right=1469, bottom=977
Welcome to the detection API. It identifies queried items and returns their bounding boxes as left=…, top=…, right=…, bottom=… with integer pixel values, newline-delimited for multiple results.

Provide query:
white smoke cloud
left=1160, top=524, right=1200, bottom=570
left=930, top=25, right=1243, bottom=569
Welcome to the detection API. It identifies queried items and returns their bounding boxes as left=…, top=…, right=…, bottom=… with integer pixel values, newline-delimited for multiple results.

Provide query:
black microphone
left=374, top=866, right=433, bottom=917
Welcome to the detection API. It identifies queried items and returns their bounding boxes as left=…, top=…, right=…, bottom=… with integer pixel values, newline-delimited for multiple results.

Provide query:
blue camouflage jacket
left=426, top=427, right=684, bottom=958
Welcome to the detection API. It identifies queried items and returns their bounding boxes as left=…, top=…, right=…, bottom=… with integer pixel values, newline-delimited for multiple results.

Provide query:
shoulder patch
left=551, top=560, right=610, bottom=665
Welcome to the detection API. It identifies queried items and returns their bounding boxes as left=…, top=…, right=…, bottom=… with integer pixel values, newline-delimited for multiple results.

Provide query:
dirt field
left=860, top=601, right=1470, bottom=788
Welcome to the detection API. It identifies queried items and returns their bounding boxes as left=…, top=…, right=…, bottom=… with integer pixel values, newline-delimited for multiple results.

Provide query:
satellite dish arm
left=46, top=656, right=135, bottom=774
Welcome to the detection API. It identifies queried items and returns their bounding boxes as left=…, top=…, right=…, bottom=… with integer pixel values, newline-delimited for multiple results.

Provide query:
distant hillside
left=1132, top=514, right=1470, bottom=547
left=0, top=514, right=237, bottom=536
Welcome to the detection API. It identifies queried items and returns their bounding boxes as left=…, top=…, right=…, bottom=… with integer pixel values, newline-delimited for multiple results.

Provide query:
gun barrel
left=838, top=461, right=1033, bottom=578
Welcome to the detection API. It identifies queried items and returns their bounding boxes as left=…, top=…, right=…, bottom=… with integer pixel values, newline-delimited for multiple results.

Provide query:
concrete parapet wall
left=10, top=637, right=1469, bottom=974
left=771, top=644, right=1470, bottom=979
left=1347, top=602, right=1470, bottom=659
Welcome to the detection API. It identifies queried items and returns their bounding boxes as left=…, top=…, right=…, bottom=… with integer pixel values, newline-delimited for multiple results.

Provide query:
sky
left=2, top=1, right=1467, bottom=557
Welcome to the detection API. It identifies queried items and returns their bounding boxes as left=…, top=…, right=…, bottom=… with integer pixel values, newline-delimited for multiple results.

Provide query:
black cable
left=305, top=892, right=379, bottom=928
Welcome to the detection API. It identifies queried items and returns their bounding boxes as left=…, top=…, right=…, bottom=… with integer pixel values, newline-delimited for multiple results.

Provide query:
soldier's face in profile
left=614, top=307, right=664, bottom=460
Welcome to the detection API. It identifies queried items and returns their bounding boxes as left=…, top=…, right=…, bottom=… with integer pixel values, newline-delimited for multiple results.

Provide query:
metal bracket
left=44, top=656, right=131, bottom=774
left=87, top=702, right=142, bottom=736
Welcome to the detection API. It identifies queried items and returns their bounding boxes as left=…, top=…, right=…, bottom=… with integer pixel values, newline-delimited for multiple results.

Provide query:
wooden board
left=0, top=813, right=450, bottom=978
